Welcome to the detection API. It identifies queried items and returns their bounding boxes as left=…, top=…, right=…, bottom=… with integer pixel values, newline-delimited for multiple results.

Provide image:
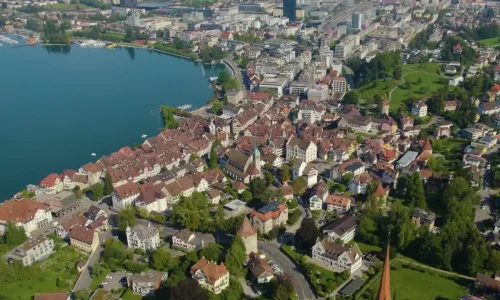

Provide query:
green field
left=359, top=261, right=471, bottom=300
left=1, top=246, right=85, bottom=299
left=45, top=3, right=92, bottom=10
left=477, top=37, right=500, bottom=47
left=357, top=78, right=399, bottom=102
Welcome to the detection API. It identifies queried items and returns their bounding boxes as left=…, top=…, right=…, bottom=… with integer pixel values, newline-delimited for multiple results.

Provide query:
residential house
left=475, top=273, right=500, bottom=294
left=164, top=174, right=209, bottom=204
left=322, top=215, right=358, bottom=243
left=79, top=162, right=103, bottom=186
left=411, top=101, right=427, bottom=117
left=325, top=195, right=352, bottom=214
left=286, top=137, right=317, bottom=163
left=331, top=159, right=365, bottom=180
left=172, top=229, right=207, bottom=251
left=478, top=102, right=500, bottom=116
left=312, top=238, right=363, bottom=273
left=5, top=235, right=54, bottom=266
left=136, top=182, right=168, bottom=214
left=69, top=225, right=98, bottom=253
left=338, top=115, right=373, bottom=133
left=309, top=195, right=323, bottom=211
left=126, top=223, right=161, bottom=251
left=39, top=173, right=64, bottom=194
left=112, top=182, right=141, bottom=210
left=349, top=172, right=374, bottom=194
left=128, top=271, right=168, bottom=296
left=411, top=208, right=436, bottom=231
left=191, top=259, right=230, bottom=294
left=0, top=198, right=53, bottom=234
left=332, top=76, right=347, bottom=94
left=207, top=189, right=222, bottom=204
left=292, top=159, right=318, bottom=187
left=86, top=205, right=107, bottom=222
left=247, top=252, right=274, bottom=283
left=250, top=201, right=288, bottom=234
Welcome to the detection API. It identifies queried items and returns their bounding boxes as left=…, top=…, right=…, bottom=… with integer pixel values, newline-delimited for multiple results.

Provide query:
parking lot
left=101, top=271, right=128, bottom=291
left=268, top=260, right=283, bottom=276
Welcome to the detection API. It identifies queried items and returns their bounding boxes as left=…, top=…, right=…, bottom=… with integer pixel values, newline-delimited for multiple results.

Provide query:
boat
left=105, top=43, right=117, bottom=49
left=91, top=153, right=96, bottom=156
left=141, top=134, right=147, bottom=138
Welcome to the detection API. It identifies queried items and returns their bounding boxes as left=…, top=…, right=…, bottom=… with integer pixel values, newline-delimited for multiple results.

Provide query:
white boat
left=91, top=153, right=96, bottom=156
left=141, top=134, right=147, bottom=138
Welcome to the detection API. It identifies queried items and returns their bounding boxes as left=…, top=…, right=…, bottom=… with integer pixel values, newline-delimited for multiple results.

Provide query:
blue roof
left=258, top=201, right=282, bottom=214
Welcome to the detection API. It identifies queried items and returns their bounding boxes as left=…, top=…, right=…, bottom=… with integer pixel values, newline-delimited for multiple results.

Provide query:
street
left=258, top=241, right=317, bottom=300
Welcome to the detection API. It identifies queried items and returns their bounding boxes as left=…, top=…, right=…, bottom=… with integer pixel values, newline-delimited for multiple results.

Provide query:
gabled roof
left=190, top=259, right=228, bottom=285
left=0, top=199, right=49, bottom=224
left=323, top=215, right=358, bottom=236
left=237, top=216, right=257, bottom=238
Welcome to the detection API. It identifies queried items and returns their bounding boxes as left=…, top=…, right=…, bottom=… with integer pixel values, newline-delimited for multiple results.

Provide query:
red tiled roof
left=237, top=216, right=257, bottom=237
left=69, top=225, right=95, bottom=245
left=0, top=199, right=49, bottom=224
left=40, top=173, right=61, bottom=187
left=190, top=259, right=228, bottom=285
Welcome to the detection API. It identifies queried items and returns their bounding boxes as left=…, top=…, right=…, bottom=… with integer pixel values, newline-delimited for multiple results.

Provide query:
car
left=481, top=205, right=486, bottom=210
left=102, top=281, right=108, bottom=285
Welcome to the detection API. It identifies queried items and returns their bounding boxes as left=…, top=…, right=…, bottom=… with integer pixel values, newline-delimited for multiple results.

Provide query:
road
left=258, top=241, right=317, bottom=300
left=73, top=230, right=112, bottom=291
left=475, top=168, right=495, bottom=229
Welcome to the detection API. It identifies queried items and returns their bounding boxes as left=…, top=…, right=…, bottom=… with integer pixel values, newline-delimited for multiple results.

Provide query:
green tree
left=199, top=243, right=221, bottom=261
left=171, top=279, right=208, bottom=300
left=73, top=290, right=90, bottom=300
left=151, top=248, right=175, bottom=271
left=343, top=91, right=359, bottom=105
left=4, top=222, right=27, bottom=246
left=117, top=205, right=137, bottom=231
left=273, top=275, right=296, bottom=300
left=295, top=218, right=322, bottom=250
left=211, top=100, right=224, bottom=114
left=407, top=172, right=426, bottom=208
left=90, top=183, right=104, bottom=201
left=292, top=177, right=307, bottom=196
left=281, top=164, right=291, bottom=182
left=160, top=106, right=180, bottom=129
left=103, top=173, right=113, bottom=195
left=208, top=146, right=219, bottom=169
left=241, top=189, right=253, bottom=203
left=225, top=236, right=246, bottom=276
left=393, top=66, right=402, bottom=80
left=264, top=171, right=274, bottom=186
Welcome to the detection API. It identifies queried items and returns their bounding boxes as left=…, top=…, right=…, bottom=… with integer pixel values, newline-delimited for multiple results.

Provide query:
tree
left=103, top=173, right=113, bottom=195
left=281, top=165, right=291, bottom=182
left=393, top=66, right=402, bottom=80
left=92, top=263, right=104, bottom=277
left=160, top=106, right=179, bottom=129
left=151, top=248, right=175, bottom=271
left=211, top=100, right=224, bottom=114
left=241, top=189, right=253, bottom=203
left=90, top=183, right=104, bottom=201
left=292, top=177, right=307, bottom=196
left=264, top=171, right=274, bottom=186
left=273, top=275, right=296, bottom=300
left=117, top=205, right=137, bottom=231
left=199, top=243, right=221, bottom=261
left=171, top=279, right=208, bottom=300
left=73, top=290, right=90, bottom=300
left=208, top=146, right=219, bottom=169
left=343, top=91, right=359, bottom=105
left=407, top=172, right=426, bottom=208
left=295, top=218, right=322, bottom=250
left=4, top=222, right=27, bottom=246
left=190, top=152, right=199, bottom=162
left=224, top=236, right=246, bottom=276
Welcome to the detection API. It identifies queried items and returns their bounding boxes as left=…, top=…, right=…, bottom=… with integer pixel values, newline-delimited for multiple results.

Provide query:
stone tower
left=382, top=96, right=390, bottom=115
left=237, top=216, right=258, bottom=256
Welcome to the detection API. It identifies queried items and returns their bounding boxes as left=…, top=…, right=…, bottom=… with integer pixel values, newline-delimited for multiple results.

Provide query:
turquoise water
left=0, top=39, right=225, bottom=201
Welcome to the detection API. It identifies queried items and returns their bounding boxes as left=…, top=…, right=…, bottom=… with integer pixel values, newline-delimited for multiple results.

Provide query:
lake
left=0, top=39, right=225, bottom=201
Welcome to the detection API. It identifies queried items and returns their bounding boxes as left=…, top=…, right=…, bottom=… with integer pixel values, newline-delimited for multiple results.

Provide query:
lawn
left=0, top=246, right=85, bottom=299
left=477, top=37, right=500, bottom=47
left=358, top=261, right=471, bottom=300
left=45, top=3, right=92, bottom=10
left=121, top=289, right=143, bottom=300
left=389, top=71, right=447, bottom=109
left=357, top=78, right=399, bottom=102
left=347, top=241, right=381, bottom=254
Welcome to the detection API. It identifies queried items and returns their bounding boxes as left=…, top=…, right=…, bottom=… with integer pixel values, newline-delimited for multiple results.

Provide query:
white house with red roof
left=112, top=182, right=141, bottom=210
left=0, top=198, right=53, bottom=234
left=39, top=173, right=64, bottom=194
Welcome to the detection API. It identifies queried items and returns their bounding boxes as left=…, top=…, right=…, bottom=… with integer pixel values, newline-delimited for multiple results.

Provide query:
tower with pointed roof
left=377, top=245, right=391, bottom=300
left=382, top=95, right=390, bottom=115
left=372, top=182, right=388, bottom=209
left=237, top=216, right=258, bottom=256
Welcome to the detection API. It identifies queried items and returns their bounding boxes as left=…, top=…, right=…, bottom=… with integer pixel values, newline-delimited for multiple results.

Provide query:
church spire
left=377, top=244, right=391, bottom=300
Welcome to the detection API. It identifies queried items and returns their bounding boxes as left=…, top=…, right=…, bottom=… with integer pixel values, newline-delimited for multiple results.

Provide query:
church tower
left=377, top=245, right=391, bottom=300
left=237, top=216, right=258, bottom=256
left=253, top=136, right=261, bottom=173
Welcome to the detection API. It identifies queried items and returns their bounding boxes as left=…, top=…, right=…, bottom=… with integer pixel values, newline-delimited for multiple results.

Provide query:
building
left=283, top=0, right=296, bottom=21
left=332, top=77, right=347, bottom=94
left=33, top=293, right=69, bottom=300
left=259, top=75, right=289, bottom=97
left=411, top=208, right=436, bottom=231
left=292, top=159, right=318, bottom=187
left=39, top=174, right=64, bottom=193
left=396, top=151, right=418, bottom=169
left=128, top=271, right=167, bottom=296
left=298, top=103, right=323, bottom=123
left=325, top=195, right=352, bottom=214
left=307, top=84, right=329, bottom=102
left=6, top=235, right=54, bottom=266
left=86, top=205, right=107, bottom=222
left=312, top=238, right=363, bottom=273
left=191, top=259, right=230, bottom=294
left=126, top=223, right=160, bottom=251
left=0, top=198, right=53, bottom=234
left=286, top=137, right=318, bottom=163
left=112, top=182, right=141, bottom=210
left=250, top=201, right=288, bottom=234
left=121, top=0, right=138, bottom=8
left=411, top=101, right=428, bottom=117
left=331, top=159, right=365, bottom=180
left=247, top=252, right=274, bottom=283
left=226, top=90, right=244, bottom=105
left=351, top=12, right=362, bottom=30
left=224, top=148, right=262, bottom=184
left=323, top=215, right=358, bottom=243
left=237, top=216, right=258, bottom=256
left=69, top=225, right=98, bottom=253
left=171, top=229, right=206, bottom=251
